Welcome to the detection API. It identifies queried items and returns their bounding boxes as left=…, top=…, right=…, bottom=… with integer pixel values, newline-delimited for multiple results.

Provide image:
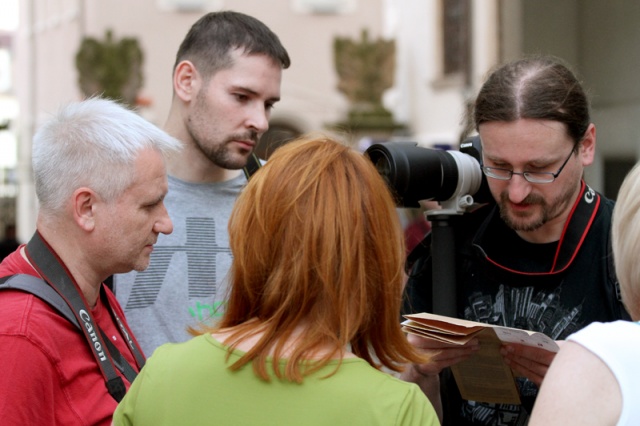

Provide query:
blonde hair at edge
left=193, top=134, right=428, bottom=382
left=611, top=162, right=640, bottom=321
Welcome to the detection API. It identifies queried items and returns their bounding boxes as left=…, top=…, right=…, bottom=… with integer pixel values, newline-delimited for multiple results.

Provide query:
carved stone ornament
left=75, top=30, right=144, bottom=107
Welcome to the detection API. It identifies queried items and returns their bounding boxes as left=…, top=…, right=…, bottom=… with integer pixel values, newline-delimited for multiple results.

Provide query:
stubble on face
left=108, top=149, right=170, bottom=274
left=498, top=181, right=580, bottom=232
left=187, top=89, right=259, bottom=170
left=195, top=129, right=257, bottom=170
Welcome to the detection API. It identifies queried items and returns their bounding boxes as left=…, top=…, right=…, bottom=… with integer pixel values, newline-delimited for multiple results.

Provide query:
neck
left=515, top=181, right=585, bottom=244
left=32, top=227, right=103, bottom=308
left=166, top=154, right=243, bottom=183
left=516, top=217, right=567, bottom=244
left=213, top=320, right=356, bottom=360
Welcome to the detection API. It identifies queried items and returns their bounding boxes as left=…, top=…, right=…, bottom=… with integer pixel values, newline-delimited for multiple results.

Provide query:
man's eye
left=144, top=201, right=161, bottom=209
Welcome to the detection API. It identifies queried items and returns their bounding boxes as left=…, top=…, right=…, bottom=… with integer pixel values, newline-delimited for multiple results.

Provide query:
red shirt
left=404, top=217, right=431, bottom=255
left=0, top=246, right=143, bottom=425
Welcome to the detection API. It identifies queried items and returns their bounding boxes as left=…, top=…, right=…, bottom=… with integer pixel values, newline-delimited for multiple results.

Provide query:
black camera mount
left=365, top=136, right=491, bottom=316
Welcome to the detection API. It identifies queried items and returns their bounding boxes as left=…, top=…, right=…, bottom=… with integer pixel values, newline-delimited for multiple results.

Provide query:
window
left=442, top=0, right=470, bottom=76
left=604, top=157, right=636, bottom=200
left=292, top=0, right=356, bottom=15
left=156, top=0, right=222, bottom=13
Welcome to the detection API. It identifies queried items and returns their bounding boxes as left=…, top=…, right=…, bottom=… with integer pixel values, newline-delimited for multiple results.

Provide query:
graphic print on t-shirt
left=459, top=283, right=585, bottom=425
left=465, top=284, right=584, bottom=340
left=125, top=217, right=231, bottom=310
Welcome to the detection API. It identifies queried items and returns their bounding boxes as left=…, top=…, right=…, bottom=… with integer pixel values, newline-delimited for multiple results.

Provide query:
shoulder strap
left=0, top=274, right=79, bottom=327
left=0, top=274, right=141, bottom=385
left=242, top=152, right=262, bottom=180
left=22, top=232, right=145, bottom=401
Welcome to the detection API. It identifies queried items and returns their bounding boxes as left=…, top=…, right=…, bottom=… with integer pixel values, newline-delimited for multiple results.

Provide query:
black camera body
left=364, top=136, right=492, bottom=214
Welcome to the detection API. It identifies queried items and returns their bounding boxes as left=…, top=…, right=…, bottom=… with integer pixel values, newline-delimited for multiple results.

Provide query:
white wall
left=15, top=0, right=388, bottom=238
left=388, top=0, right=499, bottom=148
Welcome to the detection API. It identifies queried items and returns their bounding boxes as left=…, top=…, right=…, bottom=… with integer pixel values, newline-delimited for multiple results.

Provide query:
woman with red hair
left=113, top=135, right=439, bottom=425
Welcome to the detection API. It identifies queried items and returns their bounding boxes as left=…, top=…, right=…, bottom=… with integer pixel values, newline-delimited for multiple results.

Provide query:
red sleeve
left=0, top=335, right=59, bottom=424
left=0, top=245, right=33, bottom=277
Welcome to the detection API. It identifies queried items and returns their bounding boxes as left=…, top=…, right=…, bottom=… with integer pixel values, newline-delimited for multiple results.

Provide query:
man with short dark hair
left=114, top=11, right=291, bottom=356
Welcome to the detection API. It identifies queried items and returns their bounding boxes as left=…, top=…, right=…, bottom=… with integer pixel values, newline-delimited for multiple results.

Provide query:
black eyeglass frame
left=481, top=143, right=579, bottom=184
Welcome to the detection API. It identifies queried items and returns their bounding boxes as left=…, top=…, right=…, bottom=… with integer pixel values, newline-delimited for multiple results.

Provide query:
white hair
left=611, top=162, right=640, bottom=320
left=32, top=97, right=181, bottom=214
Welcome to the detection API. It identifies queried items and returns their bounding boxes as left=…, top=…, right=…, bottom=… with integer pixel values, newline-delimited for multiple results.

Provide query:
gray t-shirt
left=115, top=174, right=245, bottom=357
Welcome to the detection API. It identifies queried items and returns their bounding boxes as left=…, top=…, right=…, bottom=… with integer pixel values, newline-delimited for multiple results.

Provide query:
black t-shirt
left=404, top=183, right=630, bottom=426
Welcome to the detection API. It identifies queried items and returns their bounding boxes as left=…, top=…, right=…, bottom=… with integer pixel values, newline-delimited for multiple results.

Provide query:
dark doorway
left=255, top=122, right=302, bottom=160
left=604, top=157, right=636, bottom=200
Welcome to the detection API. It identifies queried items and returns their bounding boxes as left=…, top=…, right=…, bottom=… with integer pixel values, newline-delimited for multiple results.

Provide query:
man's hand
left=406, top=333, right=481, bottom=376
left=500, top=341, right=564, bottom=386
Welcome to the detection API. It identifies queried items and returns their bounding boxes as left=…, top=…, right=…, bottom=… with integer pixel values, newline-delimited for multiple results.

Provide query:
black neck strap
left=25, top=231, right=145, bottom=402
left=243, top=152, right=262, bottom=180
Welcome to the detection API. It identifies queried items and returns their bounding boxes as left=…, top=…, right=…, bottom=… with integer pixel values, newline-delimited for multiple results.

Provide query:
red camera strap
left=482, top=181, right=600, bottom=275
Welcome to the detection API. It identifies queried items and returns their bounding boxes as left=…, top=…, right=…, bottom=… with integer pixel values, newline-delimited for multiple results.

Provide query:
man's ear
left=579, top=123, right=596, bottom=166
left=173, top=60, right=200, bottom=103
left=73, top=187, right=97, bottom=231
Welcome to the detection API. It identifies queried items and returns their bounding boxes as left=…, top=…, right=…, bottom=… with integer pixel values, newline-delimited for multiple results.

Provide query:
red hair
left=198, top=135, right=427, bottom=381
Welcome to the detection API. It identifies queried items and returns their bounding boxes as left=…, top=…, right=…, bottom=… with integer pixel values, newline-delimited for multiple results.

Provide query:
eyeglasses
left=481, top=144, right=577, bottom=184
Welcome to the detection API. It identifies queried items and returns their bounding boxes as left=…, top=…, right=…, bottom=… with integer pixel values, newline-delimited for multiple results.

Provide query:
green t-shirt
left=113, top=334, right=439, bottom=426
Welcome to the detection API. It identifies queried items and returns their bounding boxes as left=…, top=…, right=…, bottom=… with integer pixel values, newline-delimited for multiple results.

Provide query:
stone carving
left=75, top=30, right=143, bottom=107
left=332, top=29, right=403, bottom=133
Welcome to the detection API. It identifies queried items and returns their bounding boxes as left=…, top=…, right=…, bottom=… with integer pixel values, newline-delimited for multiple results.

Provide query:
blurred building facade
left=0, top=17, right=19, bottom=242
left=6, top=0, right=640, bottom=240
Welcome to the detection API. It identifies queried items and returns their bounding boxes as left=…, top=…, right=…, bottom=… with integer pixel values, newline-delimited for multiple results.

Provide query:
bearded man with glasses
left=401, top=55, right=630, bottom=426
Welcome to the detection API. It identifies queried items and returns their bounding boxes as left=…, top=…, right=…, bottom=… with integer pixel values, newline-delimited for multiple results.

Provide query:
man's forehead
left=480, top=120, right=572, bottom=153
left=210, top=60, right=282, bottom=97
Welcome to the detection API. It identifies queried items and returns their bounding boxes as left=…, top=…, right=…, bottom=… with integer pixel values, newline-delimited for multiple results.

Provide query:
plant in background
left=75, top=29, right=143, bottom=107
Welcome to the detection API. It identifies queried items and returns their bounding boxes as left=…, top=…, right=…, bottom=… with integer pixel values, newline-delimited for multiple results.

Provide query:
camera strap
left=23, top=231, right=145, bottom=402
left=481, top=181, right=600, bottom=275
left=243, top=152, right=262, bottom=180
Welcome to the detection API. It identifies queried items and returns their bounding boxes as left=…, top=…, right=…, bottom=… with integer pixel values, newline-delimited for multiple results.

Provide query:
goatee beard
left=499, top=192, right=546, bottom=232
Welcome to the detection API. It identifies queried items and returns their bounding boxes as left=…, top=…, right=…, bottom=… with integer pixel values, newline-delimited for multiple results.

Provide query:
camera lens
left=365, top=140, right=488, bottom=209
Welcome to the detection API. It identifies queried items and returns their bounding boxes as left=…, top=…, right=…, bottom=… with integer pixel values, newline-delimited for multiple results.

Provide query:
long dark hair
left=474, top=55, right=590, bottom=143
